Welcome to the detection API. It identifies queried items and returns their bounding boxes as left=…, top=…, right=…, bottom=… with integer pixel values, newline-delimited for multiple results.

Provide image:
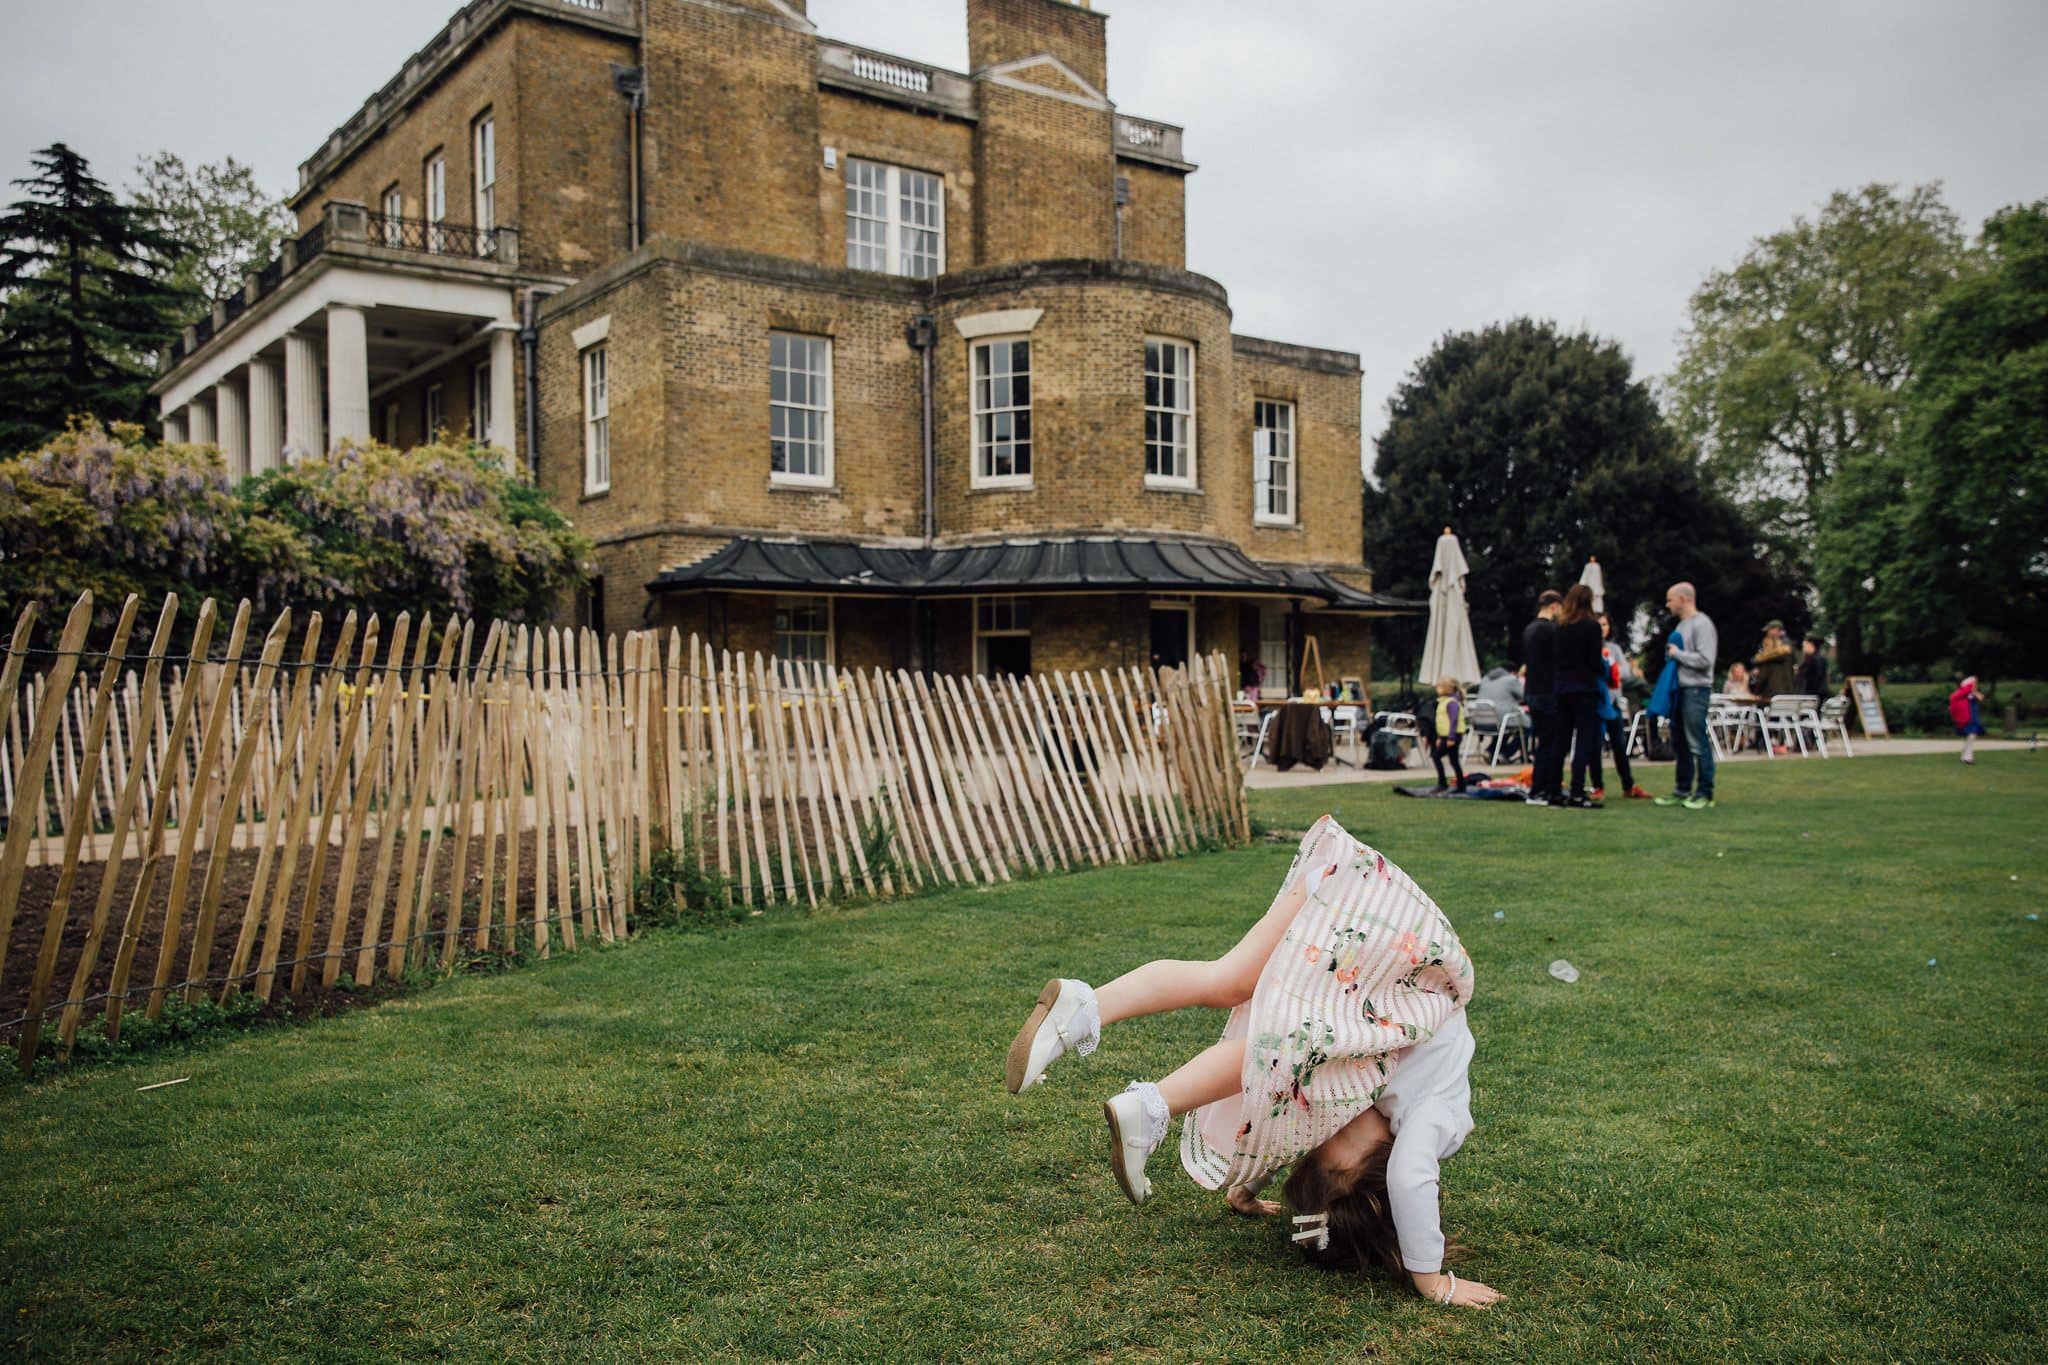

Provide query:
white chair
left=1709, top=693, right=1764, bottom=758
left=1816, top=695, right=1854, bottom=757
left=1232, top=703, right=1260, bottom=756
left=1243, top=708, right=1279, bottom=771
left=1762, top=695, right=1815, bottom=756
left=1329, top=705, right=1363, bottom=764
left=1779, top=693, right=1828, bottom=757
left=1465, top=698, right=1527, bottom=764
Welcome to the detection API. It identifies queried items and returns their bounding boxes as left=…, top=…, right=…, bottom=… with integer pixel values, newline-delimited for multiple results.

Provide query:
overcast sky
left=7, top=0, right=2045, bottom=471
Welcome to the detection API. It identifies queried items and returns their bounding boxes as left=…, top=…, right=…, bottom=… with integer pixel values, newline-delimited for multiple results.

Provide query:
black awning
left=1266, top=566, right=1425, bottom=616
left=649, top=536, right=1314, bottom=599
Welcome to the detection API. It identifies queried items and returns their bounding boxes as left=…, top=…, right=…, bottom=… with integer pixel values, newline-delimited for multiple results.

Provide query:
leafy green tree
left=1367, top=318, right=1805, bottom=669
left=0, top=144, right=195, bottom=452
left=1827, top=201, right=2048, bottom=678
left=132, top=151, right=295, bottom=318
left=1667, top=183, right=1965, bottom=665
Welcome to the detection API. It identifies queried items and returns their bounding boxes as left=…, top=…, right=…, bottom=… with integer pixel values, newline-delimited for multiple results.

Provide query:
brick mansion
left=151, top=0, right=1410, bottom=687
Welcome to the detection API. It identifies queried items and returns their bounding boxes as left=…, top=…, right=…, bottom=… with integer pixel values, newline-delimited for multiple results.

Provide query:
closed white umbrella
left=1418, top=527, right=1483, bottom=687
left=1578, top=556, right=1606, bottom=614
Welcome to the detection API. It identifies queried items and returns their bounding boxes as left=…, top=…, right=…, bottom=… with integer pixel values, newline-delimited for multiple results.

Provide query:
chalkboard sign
left=1847, top=675, right=1888, bottom=738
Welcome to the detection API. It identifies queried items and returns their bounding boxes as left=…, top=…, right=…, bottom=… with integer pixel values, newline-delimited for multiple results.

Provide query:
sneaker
left=1653, top=793, right=1691, bottom=807
left=1683, top=795, right=1716, bottom=810
left=1524, top=794, right=1549, bottom=806
left=1005, top=978, right=1100, bottom=1094
left=1565, top=793, right=1603, bottom=809
left=1625, top=785, right=1653, bottom=800
left=1103, top=1082, right=1169, bottom=1205
left=1589, top=787, right=1604, bottom=802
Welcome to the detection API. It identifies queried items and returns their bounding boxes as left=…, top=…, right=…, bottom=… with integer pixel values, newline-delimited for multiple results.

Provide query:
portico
left=152, top=200, right=551, bottom=475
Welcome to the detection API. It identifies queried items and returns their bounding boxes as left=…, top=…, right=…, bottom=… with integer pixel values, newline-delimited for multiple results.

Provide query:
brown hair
left=1283, top=1147, right=1407, bottom=1278
left=1536, top=589, right=1563, bottom=608
left=1560, top=583, right=1595, bottom=626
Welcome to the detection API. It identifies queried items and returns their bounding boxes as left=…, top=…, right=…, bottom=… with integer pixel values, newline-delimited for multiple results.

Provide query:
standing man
left=1794, top=635, right=1831, bottom=698
left=1522, top=589, right=1564, bottom=805
left=1655, top=582, right=1719, bottom=810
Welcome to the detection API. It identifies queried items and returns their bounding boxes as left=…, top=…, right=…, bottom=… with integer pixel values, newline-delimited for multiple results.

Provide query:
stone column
left=284, top=330, right=324, bottom=461
left=325, top=303, right=371, bottom=447
left=162, top=410, right=187, bottom=445
left=214, top=376, right=249, bottom=478
left=488, top=326, right=517, bottom=458
left=247, top=356, right=284, bottom=473
left=186, top=398, right=217, bottom=447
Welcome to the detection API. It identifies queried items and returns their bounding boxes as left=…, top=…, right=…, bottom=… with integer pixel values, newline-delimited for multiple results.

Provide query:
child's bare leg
left=1155, top=1038, right=1245, bottom=1115
left=1097, top=872, right=1311, bottom=1025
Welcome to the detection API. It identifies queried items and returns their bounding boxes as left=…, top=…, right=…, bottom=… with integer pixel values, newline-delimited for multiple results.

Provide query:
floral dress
left=1180, top=814, right=1476, bottom=1192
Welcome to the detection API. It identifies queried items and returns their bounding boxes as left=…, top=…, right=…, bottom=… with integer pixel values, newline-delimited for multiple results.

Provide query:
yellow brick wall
left=815, top=93, right=978, bottom=273
left=972, top=83, right=1115, bottom=265
left=292, top=16, right=634, bottom=279
left=1118, top=163, right=1186, bottom=271
left=968, top=0, right=1109, bottom=95
left=641, top=0, right=822, bottom=261
left=1233, top=339, right=1366, bottom=570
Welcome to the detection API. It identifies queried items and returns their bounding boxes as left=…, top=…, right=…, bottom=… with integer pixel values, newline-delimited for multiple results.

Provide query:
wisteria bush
left=243, top=438, right=589, bottom=626
left=0, top=422, right=588, bottom=644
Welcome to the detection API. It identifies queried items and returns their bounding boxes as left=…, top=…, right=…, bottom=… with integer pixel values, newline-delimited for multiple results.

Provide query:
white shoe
left=1103, top=1081, right=1169, bottom=1205
left=1005, top=978, right=1099, bottom=1094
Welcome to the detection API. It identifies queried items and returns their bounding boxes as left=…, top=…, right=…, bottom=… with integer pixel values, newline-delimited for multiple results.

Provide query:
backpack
left=1367, top=728, right=1407, bottom=770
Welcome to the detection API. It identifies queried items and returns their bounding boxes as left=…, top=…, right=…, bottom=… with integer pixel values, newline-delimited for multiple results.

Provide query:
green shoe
left=1683, top=796, right=1716, bottom=810
left=1653, top=794, right=1690, bottom=807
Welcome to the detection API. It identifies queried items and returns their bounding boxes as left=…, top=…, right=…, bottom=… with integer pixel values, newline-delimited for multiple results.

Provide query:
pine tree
left=0, top=143, right=196, bottom=453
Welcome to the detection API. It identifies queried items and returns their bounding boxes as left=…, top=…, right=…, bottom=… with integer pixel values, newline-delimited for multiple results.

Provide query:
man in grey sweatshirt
left=1656, top=581, right=1719, bottom=808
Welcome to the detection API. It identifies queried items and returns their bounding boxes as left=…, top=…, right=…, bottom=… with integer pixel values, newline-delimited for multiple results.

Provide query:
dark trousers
left=1590, top=716, right=1635, bottom=793
left=1560, top=688, right=1602, bottom=795
left=1528, top=696, right=1564, bottom=798
left=1429, top=736, right=1465, bottom=787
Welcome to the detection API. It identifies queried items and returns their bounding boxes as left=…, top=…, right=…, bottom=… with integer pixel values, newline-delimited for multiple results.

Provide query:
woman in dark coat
left=1552, top=584, right=1606, bottom=807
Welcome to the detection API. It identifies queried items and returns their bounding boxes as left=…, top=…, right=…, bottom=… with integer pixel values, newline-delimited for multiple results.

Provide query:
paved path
left=1243, top=735, right=2039, bottom=790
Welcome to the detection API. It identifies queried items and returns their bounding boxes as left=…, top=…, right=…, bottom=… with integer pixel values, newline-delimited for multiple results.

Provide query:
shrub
left=242, top=438, right=589, bottom=626
left=0, top=423, right=588, bottom=642
left=0, top=419, right=312, bottom=639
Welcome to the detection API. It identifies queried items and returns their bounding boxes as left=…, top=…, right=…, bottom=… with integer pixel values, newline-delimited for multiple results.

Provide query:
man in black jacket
left=1795, top=635, right=1831, bottom=698
left=1523, top=589, right=1564, bottom=804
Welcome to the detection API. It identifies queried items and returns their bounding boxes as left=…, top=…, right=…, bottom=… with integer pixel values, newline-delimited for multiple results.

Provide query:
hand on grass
left=1225, top=1186, right=1282, bottom=1217
left=1411, top=1271, right=1503, bottom=1309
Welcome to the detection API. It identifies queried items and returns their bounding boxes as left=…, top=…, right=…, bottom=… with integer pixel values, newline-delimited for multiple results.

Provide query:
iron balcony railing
left=161, top=203, right=515, bottom=372
left=364, top=212, right=503, bottom=260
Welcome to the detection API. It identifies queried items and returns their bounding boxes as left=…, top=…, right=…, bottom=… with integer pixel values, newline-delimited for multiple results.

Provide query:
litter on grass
left=2027, top=913, right=2039, bottom=922
left=1548, top=959, right=1579, bottom=984
left=1493, top=911, right=1506, bottom=921
left=136, top=1077, right=189, bottom=1093
left=1927, top=958, right=1939, bottom=968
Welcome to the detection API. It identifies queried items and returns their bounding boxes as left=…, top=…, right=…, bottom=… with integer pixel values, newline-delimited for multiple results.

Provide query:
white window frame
left=1144, top=337, right=1197, bottom=488
left=843, top=157, right=944, bottom=279
left=973, top=596, right=1033, bottom=677
left=380, top=184, right=403, bottom=246
left=424, top=382, right=444, bottom=441
left=424, top=153, right=447, bottom=251
left=970, top=336, right=1033, bottom=489
left=472, top=113, right=496, bottom=240
left=582, top=344, right=610, bottom=494
left=773, top=595, right=834, bottom=665
left=1253, top=398, right=1296, bottom=525
left=470, top=359, right=491, bottom=443
left=769, top=332, right=833, bottom=488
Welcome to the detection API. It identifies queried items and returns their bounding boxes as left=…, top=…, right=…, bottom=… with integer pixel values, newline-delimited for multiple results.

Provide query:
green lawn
left=3, top=755, right=2044, bottom=1362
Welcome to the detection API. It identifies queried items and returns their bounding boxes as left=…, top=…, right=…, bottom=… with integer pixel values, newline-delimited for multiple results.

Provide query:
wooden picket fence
left=0, top=590, right=1249, bottom=1070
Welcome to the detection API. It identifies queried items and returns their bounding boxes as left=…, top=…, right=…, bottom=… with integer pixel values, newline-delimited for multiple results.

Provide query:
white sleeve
left=1386, top=1112, right=1453, bottom=1272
